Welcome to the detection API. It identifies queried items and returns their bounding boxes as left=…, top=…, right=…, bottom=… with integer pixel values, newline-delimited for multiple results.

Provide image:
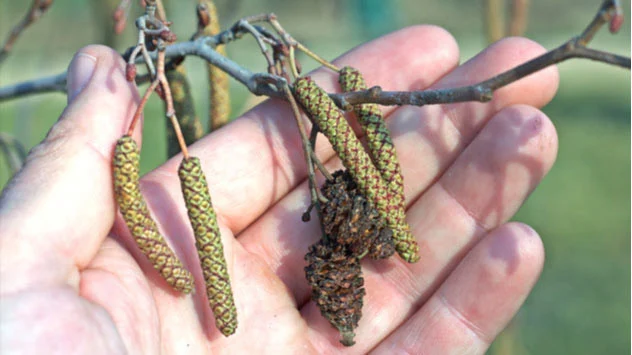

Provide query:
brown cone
left=305, top=240, right=365, bottom=346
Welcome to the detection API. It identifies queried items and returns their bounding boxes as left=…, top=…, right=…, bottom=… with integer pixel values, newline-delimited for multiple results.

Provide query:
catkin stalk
left=338, top=66, right=405, bottom=204
left=113, top=135, right=194, bottom=293
left=166, top=65, right=204, bottom=158
left=178, top=157, right=237, bottom=336
left=294, top=77, right=420, bottom=263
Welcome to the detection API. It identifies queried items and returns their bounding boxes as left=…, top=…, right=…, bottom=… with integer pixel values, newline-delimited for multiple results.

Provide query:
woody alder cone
left=305, top=241, right=365, bottom=346
left=320, top=170, right=395, bottom=259
left=304, top=170, right=395, bottom=346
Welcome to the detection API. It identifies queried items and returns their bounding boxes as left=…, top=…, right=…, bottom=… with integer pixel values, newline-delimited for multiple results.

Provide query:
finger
left=0, top=45, right=140, bottom=294
left=237, top=39, right=558, bottom=302
left=370, top=222, right=544, bottom=354
left=141, top=25, right=459, bottom=235
left=300, top=105, right=557, bottom=352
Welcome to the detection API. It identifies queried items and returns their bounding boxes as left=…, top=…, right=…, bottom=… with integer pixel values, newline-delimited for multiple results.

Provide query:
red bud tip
left=113, top=8, right=124, bottom=21
left=114, top=20, right=127, bottom=35
left=159, top=30, right=177, bottom=43
left=197, top=4, right=210, bottom=28
left=125, top=64, right=137, bottom=82
left=609, top=13, right=624, bottom=34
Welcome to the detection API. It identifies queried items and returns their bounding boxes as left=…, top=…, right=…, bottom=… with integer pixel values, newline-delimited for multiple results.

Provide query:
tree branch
left=0, top=0, right=54, bottom=66
left=0, top=1, right=629, bottom=109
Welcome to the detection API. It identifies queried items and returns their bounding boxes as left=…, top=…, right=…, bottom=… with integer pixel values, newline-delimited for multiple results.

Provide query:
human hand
left=0, top=26, right=558, bottom=354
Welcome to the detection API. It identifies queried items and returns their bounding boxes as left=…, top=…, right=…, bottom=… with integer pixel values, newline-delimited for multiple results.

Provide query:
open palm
left=0, top=26, right=559, bottom=354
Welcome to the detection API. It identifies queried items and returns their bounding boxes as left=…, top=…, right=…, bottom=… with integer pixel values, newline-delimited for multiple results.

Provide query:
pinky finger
left=372, top=222, right=545, bottom=354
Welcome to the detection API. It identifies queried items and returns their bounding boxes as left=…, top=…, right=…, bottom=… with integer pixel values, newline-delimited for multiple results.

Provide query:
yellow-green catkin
left=113, top=135, right=195, bottom=293
left=339, top=66, right=405, bottom=204
left=200, top=0, right=231, bottom=130
left=178, top=157, right=237, bottom=336
left=293, top=77, right=420, bottom=263
left=166, top=66, right=204, bottom=158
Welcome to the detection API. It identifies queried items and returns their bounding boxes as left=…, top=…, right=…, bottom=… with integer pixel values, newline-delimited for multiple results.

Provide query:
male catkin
left=113, top=135, right=194, bottom=293
left=200, top=0, right=231, bottom=130
left=338, top=66, right=405, bottom=204
left=293, top=77, right=420, bottom=263
left=178, top=157, right=237, bottom=336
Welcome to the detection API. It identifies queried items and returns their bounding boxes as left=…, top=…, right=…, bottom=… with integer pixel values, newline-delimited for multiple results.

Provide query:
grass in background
left=0, top=1, right=629, bottom=354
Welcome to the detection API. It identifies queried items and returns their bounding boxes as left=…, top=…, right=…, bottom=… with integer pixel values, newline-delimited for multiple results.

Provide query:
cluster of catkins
left=112, top=135, right=237, bottom=336
left=297, top=67, right=420, bottom=346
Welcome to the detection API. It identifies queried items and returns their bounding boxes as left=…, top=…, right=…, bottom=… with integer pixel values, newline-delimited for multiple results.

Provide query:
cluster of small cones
left=305, top=170, right=395, bottom=346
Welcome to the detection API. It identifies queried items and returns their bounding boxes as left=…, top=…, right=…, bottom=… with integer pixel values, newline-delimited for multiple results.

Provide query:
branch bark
left=0, top=1, right=629, bottom=110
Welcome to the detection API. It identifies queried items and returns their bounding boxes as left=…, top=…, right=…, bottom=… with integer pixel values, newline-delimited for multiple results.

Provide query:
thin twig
left=0, top=72, right=66, bottom=98
left=127, top=76, right=159, bottom=135
left=282, top=84, right=328, bottom=232
left=242, top=13, right=340, bottom=72
left=309, top=125, right=333, bottom=181
left=0, top=133, right=26, bottom=174
left=0, top=0, right=54, bottom=66
left=234, top=20, right=277, bottom=74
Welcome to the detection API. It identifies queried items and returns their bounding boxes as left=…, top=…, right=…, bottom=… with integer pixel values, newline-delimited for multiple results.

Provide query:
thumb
left=0, top=45, right=141, bottom=294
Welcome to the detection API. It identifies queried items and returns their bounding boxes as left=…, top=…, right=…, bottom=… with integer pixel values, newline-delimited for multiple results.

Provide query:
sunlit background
left=0, top=1, right=629, bottom=353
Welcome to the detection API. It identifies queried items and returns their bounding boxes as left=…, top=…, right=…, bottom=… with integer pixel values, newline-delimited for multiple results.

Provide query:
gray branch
left=0, top=1, right=629, bottom=108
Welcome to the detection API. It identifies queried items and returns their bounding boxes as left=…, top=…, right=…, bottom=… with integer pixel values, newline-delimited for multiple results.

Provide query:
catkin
left=339, top=66, right=405, bottom=204
left=178, top=157, right=237, bottom=336
left=199, top=0, right=231, bottom=130
left=113, top=135, right=194, bottom=293
left=293, top=77, right=420, bottom=263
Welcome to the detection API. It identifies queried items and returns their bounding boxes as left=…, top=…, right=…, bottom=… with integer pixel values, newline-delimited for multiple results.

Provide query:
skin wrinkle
left=78, top=242, right=158, bottom=353
left=81, top=267, right=145, bottom=350
left=437, top=292, right=489, bottom=345
left=438, top=180, right=491, bottom=232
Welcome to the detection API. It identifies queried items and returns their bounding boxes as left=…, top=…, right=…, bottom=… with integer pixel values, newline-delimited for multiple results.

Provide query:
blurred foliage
left=0, top=1, right=629, bottom=354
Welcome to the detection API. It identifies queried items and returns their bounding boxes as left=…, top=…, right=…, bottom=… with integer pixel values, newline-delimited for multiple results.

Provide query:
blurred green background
left=0, top=1, right=629, bottom=353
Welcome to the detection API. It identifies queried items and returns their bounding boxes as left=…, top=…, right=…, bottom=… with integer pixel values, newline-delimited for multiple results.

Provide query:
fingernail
left=67, top=53, right=97, bottom=103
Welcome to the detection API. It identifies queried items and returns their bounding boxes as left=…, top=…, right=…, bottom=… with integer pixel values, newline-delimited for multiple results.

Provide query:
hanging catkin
left=113, top=135, right=194, bottom=293
left=199, top=0, right=231, bottom=130
left=178, top=157, right=237, bottom=336
left=293, top=77, right=420, bottom=263
left=338, top=66, right=405, bottom=204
